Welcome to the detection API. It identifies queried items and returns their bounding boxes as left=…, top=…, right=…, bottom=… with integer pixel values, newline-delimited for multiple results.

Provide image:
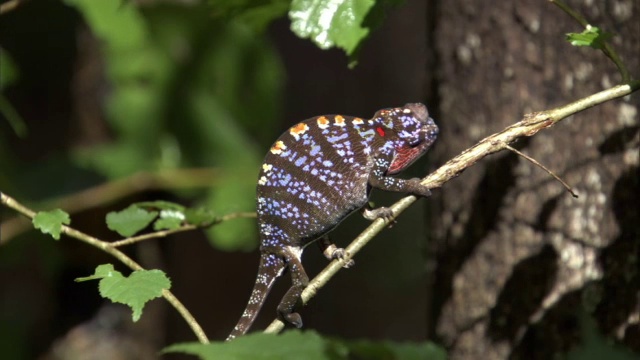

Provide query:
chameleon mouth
left=388, top=141, right=429, bottom=175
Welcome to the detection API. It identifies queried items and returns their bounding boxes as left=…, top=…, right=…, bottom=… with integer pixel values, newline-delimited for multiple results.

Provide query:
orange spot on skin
left=317, top=116, right=330, bottom=129
left=289, top=123, right=309, bottom=140
left=270, top=140, right=287, bottom=155
left=334, top=115, right=346, bottom=126
left=352, top=118, right=364, bottom=125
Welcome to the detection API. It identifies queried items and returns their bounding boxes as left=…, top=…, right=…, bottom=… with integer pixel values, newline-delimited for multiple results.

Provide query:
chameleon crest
left=227, top=103, right=438, bottom=340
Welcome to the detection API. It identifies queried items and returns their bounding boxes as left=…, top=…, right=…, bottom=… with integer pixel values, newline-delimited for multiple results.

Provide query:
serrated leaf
left=75, top=263, right=119, bottom=282
left=153, top=210, right=185, bottom=230
left=164, top=331, right=328, bottom=360
left=566, top=25, right=613, bottom=49
left=289, top=0, right=374, bottom=56
left=75, top=264, right=171, bottom=322
left=106, top=205, right=158, bottom=237
left=32, top=209, right=71, bottom=240
left=184, top=207, right=217, bottom=226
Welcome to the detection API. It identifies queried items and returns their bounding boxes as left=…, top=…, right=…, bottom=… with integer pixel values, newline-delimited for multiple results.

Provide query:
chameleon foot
left=281, top=312, right=303, bottom=328
left=329, top=246, right=355, bottom=268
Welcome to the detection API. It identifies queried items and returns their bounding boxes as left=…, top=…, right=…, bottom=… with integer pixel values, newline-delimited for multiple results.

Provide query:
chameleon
left=226, top=103, right=438, bottom=340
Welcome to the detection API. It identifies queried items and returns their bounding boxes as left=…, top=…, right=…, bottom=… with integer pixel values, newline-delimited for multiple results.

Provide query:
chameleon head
left=382, top=103, right=439, bottom=174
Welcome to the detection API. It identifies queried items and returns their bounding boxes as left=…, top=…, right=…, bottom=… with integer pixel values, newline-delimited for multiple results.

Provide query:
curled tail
left=226, top=253, right=285, bottom=341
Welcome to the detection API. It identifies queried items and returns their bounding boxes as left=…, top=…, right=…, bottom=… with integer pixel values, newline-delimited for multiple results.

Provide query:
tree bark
left=429, top=0, right=639, bottom=358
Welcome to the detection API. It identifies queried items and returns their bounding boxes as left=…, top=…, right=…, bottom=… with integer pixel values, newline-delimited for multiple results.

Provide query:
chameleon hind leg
left=361, top=202, right=395, bottom=223
left=277, top=252, right=310, bottom=328
left=317, top=236, right=354, bottom=268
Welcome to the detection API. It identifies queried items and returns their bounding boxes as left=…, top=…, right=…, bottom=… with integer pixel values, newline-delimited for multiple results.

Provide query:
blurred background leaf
left=63, top=0, right=284, bottom=249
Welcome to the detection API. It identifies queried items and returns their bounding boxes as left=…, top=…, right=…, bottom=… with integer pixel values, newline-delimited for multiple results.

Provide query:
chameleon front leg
left=276, top=252, right=309, bottom=328
left=369, top=145, right=432, bottom=197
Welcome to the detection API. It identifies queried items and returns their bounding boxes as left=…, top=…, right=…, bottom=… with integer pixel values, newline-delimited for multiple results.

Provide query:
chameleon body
left=227, top=103, right=438, bottom=340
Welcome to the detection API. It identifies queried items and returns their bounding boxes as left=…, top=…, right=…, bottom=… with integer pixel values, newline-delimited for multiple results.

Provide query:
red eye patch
left=376, top=127, right=385, bottom=137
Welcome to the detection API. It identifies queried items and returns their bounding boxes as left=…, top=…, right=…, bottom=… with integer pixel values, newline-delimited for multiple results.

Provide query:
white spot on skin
left=258, top=176, right=268, bottom=185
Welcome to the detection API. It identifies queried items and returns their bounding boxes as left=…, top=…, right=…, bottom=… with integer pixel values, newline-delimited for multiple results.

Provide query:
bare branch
left=0, top=192, right=210, bottom=344
left=264, top=80, right=640, bottom=334
left=0, top=167, right=220, bottom=244
left=110, top=211, right=256, bottom=247
left=504, top=144, right=578, bottom=198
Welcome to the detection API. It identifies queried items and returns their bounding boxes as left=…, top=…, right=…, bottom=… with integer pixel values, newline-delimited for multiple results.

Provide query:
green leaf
left=289, top=0, right=374, bottom=56
left=566, top=25, right=613, bottom=50
left=106, top=205, right=158, bottom=237
left=184, top=207, right=217, bottom=226
left=164, top=331, right=328, bottom=360
left=32, top=209, right=71, bottom=240
left=164, top=330, right=447, bottom=360
left=153, top=210, right=185, bottom=230
left=75, top=264, right=171, bottom=322
left=63, top=0, right=149, bottom=51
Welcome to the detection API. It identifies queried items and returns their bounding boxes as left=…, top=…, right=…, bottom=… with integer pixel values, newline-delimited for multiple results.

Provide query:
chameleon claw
left=282, top=312, right=303, bottom=328
left=330, top=247, right=355, bottom=268
left=407, top=178, right=432, bottom=197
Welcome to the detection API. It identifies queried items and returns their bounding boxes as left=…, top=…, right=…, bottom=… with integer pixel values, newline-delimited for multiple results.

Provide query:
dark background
left=0, top=0, right=638, bottom=359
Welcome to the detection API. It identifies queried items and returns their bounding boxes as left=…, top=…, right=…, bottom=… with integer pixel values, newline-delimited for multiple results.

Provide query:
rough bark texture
left=429, top=0, right=639, bottom=359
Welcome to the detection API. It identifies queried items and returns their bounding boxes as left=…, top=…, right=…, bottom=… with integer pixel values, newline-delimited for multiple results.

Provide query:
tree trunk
left=429, top=0, right=639, bottom=358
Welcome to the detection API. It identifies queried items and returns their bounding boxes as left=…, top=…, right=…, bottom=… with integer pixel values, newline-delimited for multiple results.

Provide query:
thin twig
left=264, top=80, right=639, bottom=334
left=0, top=167, right=220, bottom=244
left=0, top=192, right=210, bottom=344
left=110, top=211, right=256, bottom=247
left=504, top=144, right=578, bottom=197
left=111, top=225, right=199, bottom=247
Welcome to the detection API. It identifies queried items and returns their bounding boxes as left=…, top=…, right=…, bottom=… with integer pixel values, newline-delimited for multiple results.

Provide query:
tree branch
left=110, top=211, right=256, bottom=247
left=264, top=80, right=640, bottom=334
left=0, top=167, right=220, bottom=244
left=0, top=192, right=210, bottom=344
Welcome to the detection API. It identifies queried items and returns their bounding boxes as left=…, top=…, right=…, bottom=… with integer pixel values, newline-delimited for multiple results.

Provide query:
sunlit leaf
left=153, top=210, right=185, bottom=230
left=566, top=25, right=613, bottom=50
left=289, top=0, right=374, bottom=56
left=33, top=209, right=71, bottom=240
